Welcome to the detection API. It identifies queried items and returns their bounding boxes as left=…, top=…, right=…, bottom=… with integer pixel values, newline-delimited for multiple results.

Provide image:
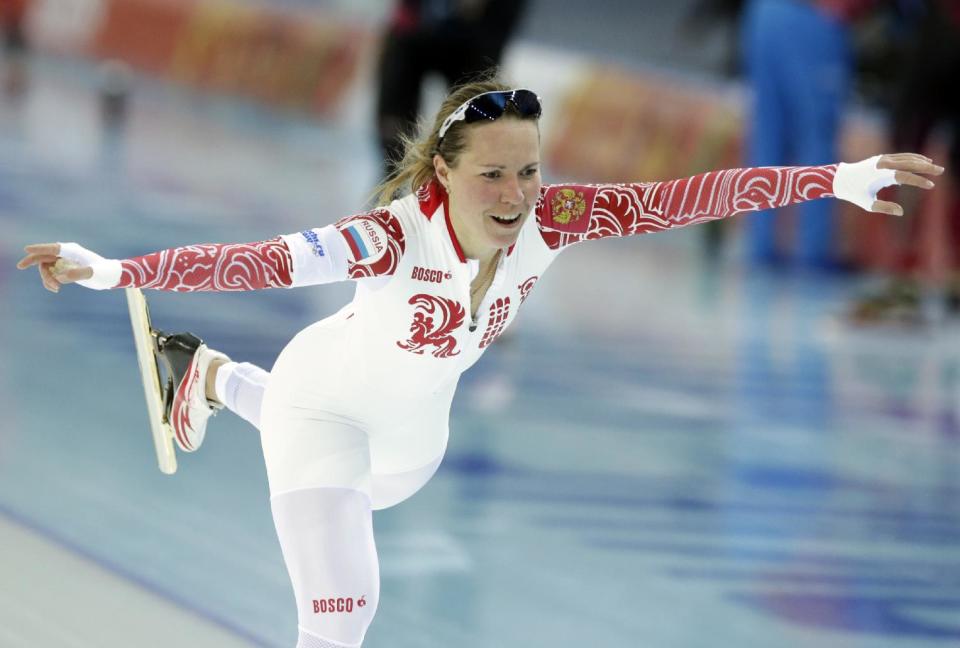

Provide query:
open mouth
left=489, top=213, right=523, bottom=227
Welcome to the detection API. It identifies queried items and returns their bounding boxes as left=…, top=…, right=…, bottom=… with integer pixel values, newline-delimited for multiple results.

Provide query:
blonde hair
left=374, top=75, right=539, bottom=206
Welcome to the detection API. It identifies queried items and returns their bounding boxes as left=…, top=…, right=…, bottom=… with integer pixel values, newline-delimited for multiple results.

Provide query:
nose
left=501, top=177, right=524, bottom=205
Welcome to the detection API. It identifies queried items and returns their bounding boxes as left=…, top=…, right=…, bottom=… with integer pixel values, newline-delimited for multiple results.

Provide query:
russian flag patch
left=337, top=218, right=387, bottom=263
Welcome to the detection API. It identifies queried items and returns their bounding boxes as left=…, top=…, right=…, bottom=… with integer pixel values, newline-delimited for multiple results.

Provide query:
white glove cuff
left=57, top=242, right=123, bottom=290
left=833, top=155, right=898, bottom=211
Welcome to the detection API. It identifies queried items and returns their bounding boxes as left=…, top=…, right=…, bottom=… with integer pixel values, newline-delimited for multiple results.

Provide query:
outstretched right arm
left=19, top=238, right=302, bottom=293
left=17, top=208, right=407, bottom=293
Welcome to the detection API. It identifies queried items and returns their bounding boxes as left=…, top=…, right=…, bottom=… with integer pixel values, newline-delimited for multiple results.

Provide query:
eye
left=521, top=167, right=540, bottom=178
left=482, top=170, right=502, bottom=179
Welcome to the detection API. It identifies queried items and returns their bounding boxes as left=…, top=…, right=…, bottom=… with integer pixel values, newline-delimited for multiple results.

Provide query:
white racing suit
left=68, top=164, right=863, bottom=646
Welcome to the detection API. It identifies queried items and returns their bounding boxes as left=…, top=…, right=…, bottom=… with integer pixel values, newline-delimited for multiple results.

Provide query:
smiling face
left=433, top=118, right=542, bottom=261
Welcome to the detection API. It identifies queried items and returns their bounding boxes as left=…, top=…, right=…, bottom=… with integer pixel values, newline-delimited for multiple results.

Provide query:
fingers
left=16, top=253, right=57, bottom=269
left=59, top=266, right=93, bottom=283
left=895, top=170, right=935, bottom=189
left=37, top=262, right=62, bottom=293
left=24, top=243, right=61, bottom=255
left=16, top=243, right=61, bottom=270
left=878, top=152, right=933, bottom=166
left=880, top=152, right=931, bottom=162
left=877, top=153, right=944, bottom=176
left=871, top=199, right=904, bottom=217
left=18, top=243, right=92, bottom=292
left=48, top=258, right=92, bottom=285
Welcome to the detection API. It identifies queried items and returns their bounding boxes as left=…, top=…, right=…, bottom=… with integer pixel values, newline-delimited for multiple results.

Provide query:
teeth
left=491, top=214, right=521, bottom=224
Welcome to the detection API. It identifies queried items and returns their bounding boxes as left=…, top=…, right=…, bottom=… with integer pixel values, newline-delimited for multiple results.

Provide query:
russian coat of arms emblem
left=550, top=188, right=587, bottom=225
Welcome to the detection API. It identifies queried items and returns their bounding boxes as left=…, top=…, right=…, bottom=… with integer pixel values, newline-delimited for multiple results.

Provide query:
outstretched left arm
left=536, top=153, right=943, bottom=251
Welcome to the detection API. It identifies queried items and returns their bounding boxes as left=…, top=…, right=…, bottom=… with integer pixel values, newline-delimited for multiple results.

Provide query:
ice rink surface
left=1, top=56, right=959, bottom=647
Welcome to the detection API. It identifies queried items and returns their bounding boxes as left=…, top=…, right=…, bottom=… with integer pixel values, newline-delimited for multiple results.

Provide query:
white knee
left=271, top=487, right=379, bottom=647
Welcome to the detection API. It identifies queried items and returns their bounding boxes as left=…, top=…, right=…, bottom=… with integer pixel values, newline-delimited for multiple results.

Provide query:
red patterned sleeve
left=116, top=238, right=294, bottom=291
left=536, top=165, right=837, bottom=250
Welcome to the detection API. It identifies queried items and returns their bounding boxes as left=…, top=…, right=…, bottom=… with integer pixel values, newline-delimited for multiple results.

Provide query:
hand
left=17, top=243, right=95, bottom=293
left=833, top=153, right=944, bottom=215
left=872, top=153, right=944, bottom=215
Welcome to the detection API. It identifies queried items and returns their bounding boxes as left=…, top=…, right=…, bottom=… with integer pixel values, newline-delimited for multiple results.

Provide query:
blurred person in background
left=682, top=0, right=746, bottom=79
left=18, top=76, right=941, bottom=647
left=849, top=0, right=960, bottom=324
left=741, top=0, right=877, bottom=270
left=0, top=0, right=29, bottom=98
left=679, top=0, right=747, bottom=259
left=376, top=0, right=527, bottom=180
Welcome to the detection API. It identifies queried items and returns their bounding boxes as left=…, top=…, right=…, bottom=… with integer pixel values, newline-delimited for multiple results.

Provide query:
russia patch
left=541, top=185, right=597, bottom=234
left=337, top=218, right=388, bottom=263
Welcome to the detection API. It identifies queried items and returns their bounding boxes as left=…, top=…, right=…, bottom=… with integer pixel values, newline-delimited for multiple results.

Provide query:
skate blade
left=126, top=288, right=177, bottom=474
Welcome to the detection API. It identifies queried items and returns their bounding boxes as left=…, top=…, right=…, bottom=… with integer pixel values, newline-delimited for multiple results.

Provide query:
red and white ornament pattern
left=479, top=297, right=511, bottom=349
left=517, top=276, right=538, bottom=304
left=118, top=238, right=293, bottom=291
left=537, top=165, right=837, bottom=249
left=397, top=294, right=466, bottom=358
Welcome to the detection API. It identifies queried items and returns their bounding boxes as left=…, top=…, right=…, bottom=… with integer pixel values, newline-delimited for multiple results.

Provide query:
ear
left=433, top=153, right=451, bottom=191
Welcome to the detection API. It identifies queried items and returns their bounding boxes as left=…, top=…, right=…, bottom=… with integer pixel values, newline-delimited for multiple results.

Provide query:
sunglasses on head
left=437, top=89, right=542, bottom=144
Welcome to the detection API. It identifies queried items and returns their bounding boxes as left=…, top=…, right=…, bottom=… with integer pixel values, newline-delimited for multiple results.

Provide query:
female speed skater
left=17, top=78, right=944, bottom=647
